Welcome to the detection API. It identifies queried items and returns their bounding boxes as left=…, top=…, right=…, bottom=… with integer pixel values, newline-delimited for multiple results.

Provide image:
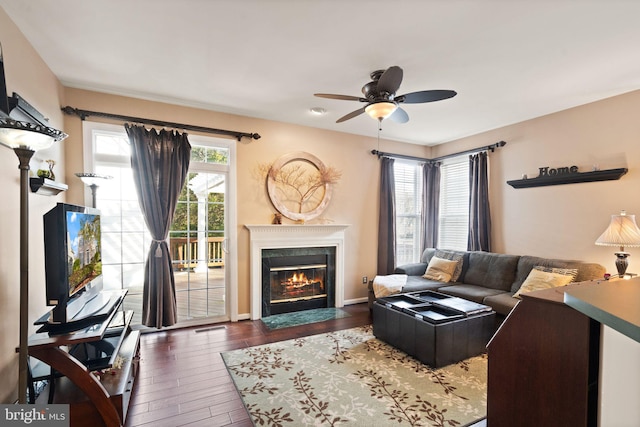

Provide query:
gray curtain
left=468, top=151, right=491, bottom=251
left=125, top=124, right=191, bottom=328
left=421, top=161, right=441, bottom=251
left=377, top=157, right=396, bottom=275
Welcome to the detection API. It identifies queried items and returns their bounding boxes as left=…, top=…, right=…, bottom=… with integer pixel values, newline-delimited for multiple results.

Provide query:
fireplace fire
left=262, top=248, right=335, bottom=317
left=270, top=264, right=326, bottom=303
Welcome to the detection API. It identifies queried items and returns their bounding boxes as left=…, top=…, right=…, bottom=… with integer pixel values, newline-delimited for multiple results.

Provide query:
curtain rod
left=61, top=106, right=261, bottom=142
left=371, top=140, right=506, bottom=163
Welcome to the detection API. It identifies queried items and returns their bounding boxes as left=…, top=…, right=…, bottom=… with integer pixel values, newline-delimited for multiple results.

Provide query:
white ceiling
left=2, top=0, right=640, bottom=146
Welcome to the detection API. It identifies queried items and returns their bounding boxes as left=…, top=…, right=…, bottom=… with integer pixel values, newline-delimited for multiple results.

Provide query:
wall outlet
left=362, top=276, right=368, bottom=284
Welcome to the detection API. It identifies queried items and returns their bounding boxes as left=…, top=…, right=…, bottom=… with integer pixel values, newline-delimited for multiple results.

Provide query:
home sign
left=537, top=165, right=579, bottom=177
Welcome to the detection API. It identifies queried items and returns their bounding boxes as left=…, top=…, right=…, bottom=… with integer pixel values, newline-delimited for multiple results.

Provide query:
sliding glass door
left=170, top=142, right=231, bottom=321
left=84, top=122, right=237, bottom=326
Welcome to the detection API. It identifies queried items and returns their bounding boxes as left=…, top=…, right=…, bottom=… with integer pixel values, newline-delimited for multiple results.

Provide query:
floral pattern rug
left=221, top=325, right=487, bottom=426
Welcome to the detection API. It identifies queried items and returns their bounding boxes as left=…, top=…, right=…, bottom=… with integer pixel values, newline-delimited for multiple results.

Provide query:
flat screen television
left=44, top=203, right=106, bottom=324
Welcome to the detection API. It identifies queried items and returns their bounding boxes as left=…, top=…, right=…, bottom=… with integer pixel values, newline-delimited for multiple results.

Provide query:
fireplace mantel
left=245, top=224, right=349, bottom=319
left=245, top=224, right=349, bottom=235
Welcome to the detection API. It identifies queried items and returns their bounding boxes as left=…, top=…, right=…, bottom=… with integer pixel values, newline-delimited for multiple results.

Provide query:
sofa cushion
left=533, top=265, right=579, bottom=281
left=401, top=276, right=443, bottom=293
left=483, top=293, right=520, bottom=316
left=420, top=248, right=437, bottom=264
left=422, top=256, right=460, bottom=282
left=395, top=262, right=429, bottom=276
left=512, top=267, right=576, bottom=298
left=511, top=256, right=606, bottom=294
left=435, top=250, right=465, bottom=282
left=463, top=252, right=520, bottom=292
left=417, top=248, right=471, bottom=280
left=437, top=284, right=507, bottom=304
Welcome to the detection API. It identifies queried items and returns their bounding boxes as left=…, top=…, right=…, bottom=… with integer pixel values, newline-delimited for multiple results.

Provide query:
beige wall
left=0, top=8, right=66, bottom=403
left=61, top=68, right=640, bottom=298
left=432, top=89, right=640, bottom=271
left=62, top=88, right=432, bottom=315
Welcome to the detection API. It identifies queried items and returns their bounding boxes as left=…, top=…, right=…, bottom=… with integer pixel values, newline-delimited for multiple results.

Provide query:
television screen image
left=66, top=211, right=102, bottom=297
left=44, top=203, right=106, bottom=324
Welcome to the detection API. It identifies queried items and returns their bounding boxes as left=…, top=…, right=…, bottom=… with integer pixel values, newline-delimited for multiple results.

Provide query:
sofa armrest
left=394, top=263, right=427, bottom=276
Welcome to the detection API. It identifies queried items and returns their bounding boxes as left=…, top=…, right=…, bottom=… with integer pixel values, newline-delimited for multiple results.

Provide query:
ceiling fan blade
left=388, top=107, right=409, bottom=123
left=314, top=93, right=366, bottom=102
left=336, top=107, right=366, bottom=123
left=397, top=90, right=457, bottom=104
left=377, top=66, right=403, bottom=95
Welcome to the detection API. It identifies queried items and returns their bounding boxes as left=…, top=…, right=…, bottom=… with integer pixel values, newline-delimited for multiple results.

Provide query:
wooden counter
left=486, top=282, right=600, bottom=427
left=564, top=278, right=640, bottom=343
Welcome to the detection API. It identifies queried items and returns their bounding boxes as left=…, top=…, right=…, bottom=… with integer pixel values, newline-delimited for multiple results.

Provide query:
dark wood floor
left=125, top=303, right=373, bottom=427
left=125, top=304, right=487, bottom=427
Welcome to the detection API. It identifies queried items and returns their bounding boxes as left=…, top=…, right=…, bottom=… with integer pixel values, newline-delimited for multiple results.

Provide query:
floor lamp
left=75, top=172, right=113, bottom=208
left=0, top=119, right=67, bottom=404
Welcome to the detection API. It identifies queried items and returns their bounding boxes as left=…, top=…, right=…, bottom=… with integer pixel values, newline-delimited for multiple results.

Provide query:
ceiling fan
left=314, top=66, right=456, bottom=123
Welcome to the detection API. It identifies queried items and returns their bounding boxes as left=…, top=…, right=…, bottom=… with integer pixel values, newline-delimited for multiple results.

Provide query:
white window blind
left=394, top=161, right=423, bottom=265
left=438, top=156, right=469, bottom=251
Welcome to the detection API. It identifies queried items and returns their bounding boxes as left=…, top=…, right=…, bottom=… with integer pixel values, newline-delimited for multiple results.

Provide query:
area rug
left=261, top=308, right=350, bottom=330
left=222, top=325, right=487, bottom=426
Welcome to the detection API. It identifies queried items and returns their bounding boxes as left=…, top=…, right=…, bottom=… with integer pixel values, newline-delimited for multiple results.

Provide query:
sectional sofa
left=368, top=248, right=606, bottom=316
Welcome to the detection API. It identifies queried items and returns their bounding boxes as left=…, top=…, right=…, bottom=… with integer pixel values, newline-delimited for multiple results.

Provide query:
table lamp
left=595, top=210, right=640, bottom=278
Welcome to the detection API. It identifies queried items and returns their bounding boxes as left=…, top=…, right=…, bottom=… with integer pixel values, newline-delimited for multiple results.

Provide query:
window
left=394, top=161, right=423, bottom=265
left=83, top=122, right=236, bottom=326
left=82, top=123, right=148, bottom=325
left=438, top=156, right=469, bottom=251
left=169, top=135, right=232, bottom=321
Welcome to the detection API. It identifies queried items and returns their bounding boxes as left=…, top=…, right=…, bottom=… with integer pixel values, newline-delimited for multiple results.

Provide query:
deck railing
left=170, top=236, right=225, bottom=270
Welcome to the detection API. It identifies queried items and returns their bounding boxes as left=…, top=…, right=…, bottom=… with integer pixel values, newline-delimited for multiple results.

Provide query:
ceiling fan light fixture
left=365, top=102, right=397, bottom=121
left=309, top=107, right=327, bottom=116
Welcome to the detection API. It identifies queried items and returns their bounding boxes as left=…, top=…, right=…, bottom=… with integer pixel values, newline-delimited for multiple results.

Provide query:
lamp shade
left=365, top=102, right=398, bottom=120
left=595, top=211, right=640, bottom=248
left=0, top=117, right=67, bottom=151
left=75, top=172, right=113, bottom=186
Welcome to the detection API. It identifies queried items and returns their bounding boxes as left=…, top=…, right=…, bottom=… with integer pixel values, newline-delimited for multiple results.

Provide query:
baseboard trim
left=344, top=297, right=368, bottom=305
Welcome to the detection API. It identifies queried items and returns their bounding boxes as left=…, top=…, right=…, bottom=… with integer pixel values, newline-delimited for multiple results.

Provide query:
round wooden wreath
left=267, top=151, right=337, bottom=222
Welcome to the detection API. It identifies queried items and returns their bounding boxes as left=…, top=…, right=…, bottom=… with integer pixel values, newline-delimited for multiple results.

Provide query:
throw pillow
left=435, top=250, right=464, bottom=282
left=533, top=265, right=579, bottom=281
left=423, top=256, right=459, bottom=282
left=513, top=266, right=578, bottom=299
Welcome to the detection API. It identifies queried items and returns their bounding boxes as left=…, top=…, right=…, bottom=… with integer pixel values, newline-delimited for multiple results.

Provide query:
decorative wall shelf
left=507, top=168, right=628, bottom=189
left=29, top=177, right=68, bottom=195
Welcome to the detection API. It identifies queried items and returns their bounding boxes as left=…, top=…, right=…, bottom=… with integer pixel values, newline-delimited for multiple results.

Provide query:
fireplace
left=262, top=247, right=336, bottom=316
left=245, top=224, right=348, bottom=320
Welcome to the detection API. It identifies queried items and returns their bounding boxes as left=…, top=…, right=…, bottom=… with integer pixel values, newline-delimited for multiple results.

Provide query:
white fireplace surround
left=245, top=224, right=348, bottom=320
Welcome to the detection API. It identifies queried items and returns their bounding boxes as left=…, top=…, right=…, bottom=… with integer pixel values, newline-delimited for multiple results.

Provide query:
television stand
left=29, top=289, right=139, bottom=427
